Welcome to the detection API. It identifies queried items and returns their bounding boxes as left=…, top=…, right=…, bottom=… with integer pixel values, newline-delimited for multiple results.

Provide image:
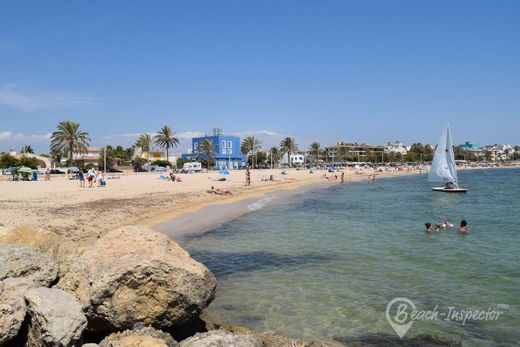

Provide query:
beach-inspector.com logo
left=385, top=297, right=507, bottom=338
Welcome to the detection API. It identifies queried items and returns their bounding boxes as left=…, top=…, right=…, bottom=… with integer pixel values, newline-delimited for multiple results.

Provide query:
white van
left=182, top=162, right=202, bottom=173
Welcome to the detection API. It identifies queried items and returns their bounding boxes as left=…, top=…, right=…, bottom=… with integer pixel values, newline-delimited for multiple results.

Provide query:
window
left=222, top=141, right=227, bottom=148
left=222, top=147, right=226, bottom=154
left=228, top=141, right=232, bottom=148
left=193, top=142, right=198, bottom=153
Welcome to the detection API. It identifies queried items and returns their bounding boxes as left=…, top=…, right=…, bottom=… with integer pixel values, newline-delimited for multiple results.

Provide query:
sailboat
left=428, top=125, right=467, bottom=193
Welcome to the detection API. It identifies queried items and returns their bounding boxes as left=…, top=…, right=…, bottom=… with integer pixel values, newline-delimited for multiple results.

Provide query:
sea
left=180, top=168, right=519, bottom=346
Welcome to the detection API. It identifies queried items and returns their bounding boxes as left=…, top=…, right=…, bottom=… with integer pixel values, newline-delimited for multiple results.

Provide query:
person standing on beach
left=78, top=169, right=85, bottom=187
left=341, top=171, right=345, bottom=183
left=245, top=168, right=251, bottom=186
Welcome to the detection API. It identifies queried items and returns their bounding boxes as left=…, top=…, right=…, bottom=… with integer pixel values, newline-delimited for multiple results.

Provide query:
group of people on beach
left=78, top=168, right=105, bottom=188
left=425, top=219, right=469, bottom=234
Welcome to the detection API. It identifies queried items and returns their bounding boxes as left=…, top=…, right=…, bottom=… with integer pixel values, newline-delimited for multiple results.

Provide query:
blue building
left=182, top=129, right=247, bottom=169
left=458, top=141, right=481, bottom=149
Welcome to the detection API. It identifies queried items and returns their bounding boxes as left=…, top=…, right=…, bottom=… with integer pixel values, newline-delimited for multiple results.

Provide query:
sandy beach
left=0, top=167, right=423, bottom=244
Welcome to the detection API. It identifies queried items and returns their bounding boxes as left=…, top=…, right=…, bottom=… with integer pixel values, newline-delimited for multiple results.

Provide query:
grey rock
left=0, top=244, right=58, bottom=286
left=180, top=330, right=264, bottom=347
left=25, top=287, right=87, bottom=347
left=57, top=226, right=216, bottom=333
left=0, top=278, right=35, bottom=346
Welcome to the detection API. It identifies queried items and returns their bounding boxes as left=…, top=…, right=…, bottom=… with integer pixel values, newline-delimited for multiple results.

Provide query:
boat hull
left=432, top=187, right=468, bottom=193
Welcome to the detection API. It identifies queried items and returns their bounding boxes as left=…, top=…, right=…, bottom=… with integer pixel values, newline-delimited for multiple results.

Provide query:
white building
left=384, top=141, right=408, bottom=155
left=281, top=153, right=305, bottom=166
left=479, top=144, right=515, bottom=161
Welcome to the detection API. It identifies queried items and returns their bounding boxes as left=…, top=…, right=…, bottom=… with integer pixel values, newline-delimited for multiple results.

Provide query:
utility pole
left=104, top=146, right=107, bottom=173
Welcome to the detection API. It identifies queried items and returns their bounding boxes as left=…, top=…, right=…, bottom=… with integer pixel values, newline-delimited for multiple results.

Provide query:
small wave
left=247, top=197, right=273, bottom=211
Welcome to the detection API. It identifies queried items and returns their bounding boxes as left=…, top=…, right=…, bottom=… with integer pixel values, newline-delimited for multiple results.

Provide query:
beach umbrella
left=218, top=169, right=230, bottom=175
left=18, top=167, right=32, bottom=173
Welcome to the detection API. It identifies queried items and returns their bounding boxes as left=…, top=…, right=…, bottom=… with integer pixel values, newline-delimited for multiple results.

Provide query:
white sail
left=428, top=125, right=458, bottom=187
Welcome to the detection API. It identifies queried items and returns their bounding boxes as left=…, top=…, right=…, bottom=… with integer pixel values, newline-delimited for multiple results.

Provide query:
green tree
left=337, top=147, right=352, bottom=162
left=308, top=142, right=321, bottom=163
left=50, top=149, right=64, bottom=167
left=268, top=146, right=281, bottom=168
left=153, top=125, right=179, bottom=166
left=135, top=133, right=152, bottom=170
left=21, top=145, right=34, bottom=154
left=50, top=121, right=91, bottom=165
left=98, top=146, right=116, bottom=171
left=199, top=139, right=216, bottom=168
left=0, top=154, right=18, bottom=169
left=241, top=136, right=262, bottom=168
left=280, top=137, right=298, bottom=167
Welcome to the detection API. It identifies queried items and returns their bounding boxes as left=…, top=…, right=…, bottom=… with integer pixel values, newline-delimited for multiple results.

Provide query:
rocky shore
left=0, top=225, right=345, bottom=347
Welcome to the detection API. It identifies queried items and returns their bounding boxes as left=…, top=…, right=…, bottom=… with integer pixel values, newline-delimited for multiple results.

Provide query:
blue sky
left=1, top=1, right=519, bottom=153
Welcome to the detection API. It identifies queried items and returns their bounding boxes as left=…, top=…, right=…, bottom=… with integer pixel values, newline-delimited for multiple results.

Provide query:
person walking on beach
left=78, top=169, right=85, bottom=187
left=87, top=168, right=95, bottom=188
left=341, top=171, right=345, bottom=183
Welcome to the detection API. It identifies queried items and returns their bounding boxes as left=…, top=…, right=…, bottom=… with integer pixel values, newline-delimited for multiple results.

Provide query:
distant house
left=182, top=129, right=246, bottom=169
left=458, top=141, right=480, bottom=149
left=325, top=142, right=384, bottom=161
left=384, top=141, right=408, bottom=155
left=280, top=153, right=305, bottom=166
left=72, top=147, right=102, bottom=166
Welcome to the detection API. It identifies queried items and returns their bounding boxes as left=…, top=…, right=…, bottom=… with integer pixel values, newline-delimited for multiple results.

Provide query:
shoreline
left=1, top=165, right=517, bottom=245
left=151, top=165, right=515, bottom=242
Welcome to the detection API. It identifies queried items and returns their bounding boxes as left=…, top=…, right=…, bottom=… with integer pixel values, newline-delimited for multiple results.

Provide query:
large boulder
left=0, top=278, right=35, bottom=346
left=0, top=244, right=58, bottom=286
left=99, top=326, right=178, bottom=347
left=0, top=225, right=83, bottom=276
left=179, top=330, right=264, bottom=347
left=57, top=226, right=217, bottom=333
left=25, top=287, right=87, bottom=347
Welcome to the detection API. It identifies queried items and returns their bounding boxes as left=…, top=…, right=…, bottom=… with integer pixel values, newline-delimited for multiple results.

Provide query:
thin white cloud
left=0, top=130, right=51, bottom=142
left=177, top=131, right=205, bottom=139
left=233, top=130, right=284, bottom=138
left=0, top=84, right=94, bottom=112
left=0, top=131, right=13, bottom=140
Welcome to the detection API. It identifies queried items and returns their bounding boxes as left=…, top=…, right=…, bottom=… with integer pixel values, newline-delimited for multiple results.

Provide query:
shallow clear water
left=182, top=169, right=520, bottom=346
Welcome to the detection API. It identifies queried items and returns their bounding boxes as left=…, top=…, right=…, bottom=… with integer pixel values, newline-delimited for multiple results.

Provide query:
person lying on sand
left=207, top=186, right=232, bottom=195
left=261, top=175, right=277, bottom=182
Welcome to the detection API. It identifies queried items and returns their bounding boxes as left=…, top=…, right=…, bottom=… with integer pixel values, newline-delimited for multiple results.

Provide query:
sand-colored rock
left=99, top=327, right=178, bottom=347
left=0, top=278, right=35, bottom=346
left=256, top=332, right=306, bottom=347
left=0, top=244, right=58, bottom=286
left=57, top=226, right=217, bottom=333
left=25, top=287, right=87, bottom=347
left=180, top=330, right=264, bottom=347
left=0, top=225, right=85, bottom=276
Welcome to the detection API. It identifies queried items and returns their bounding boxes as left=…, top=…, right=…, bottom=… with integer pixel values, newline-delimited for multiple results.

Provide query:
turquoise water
left=182, top=169, right=519, bottom=346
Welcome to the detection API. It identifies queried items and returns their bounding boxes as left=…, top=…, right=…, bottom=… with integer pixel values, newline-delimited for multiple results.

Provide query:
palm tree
left=269, top=146, right=280, bottom=168
left=153, top=125, right=179, bottom=165
left=199, top=139, right=215, bottom=168
left=21, top=145, right=34, bottom=155
left=308, top=142, right=321, bottom=163
left=135, top=133, right=152, bottom=170
left=280, top=137, right=298, bottom=167
left=241, top=136, right=262, bottom=168
left=50, top=121, right=91, bottom=165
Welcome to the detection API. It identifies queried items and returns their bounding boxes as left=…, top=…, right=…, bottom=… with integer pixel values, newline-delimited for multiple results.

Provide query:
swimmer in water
left=442, top=219, right=454, bottom=229
left=459, top=220, right=469, bottom=233
left=425, top=223, right=432, bottom=233
left=434, top=223, right=441, bottom=232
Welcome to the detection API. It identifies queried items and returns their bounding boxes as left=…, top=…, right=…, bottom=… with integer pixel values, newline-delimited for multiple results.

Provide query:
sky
left=1, top=1, right=519, bottom=154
